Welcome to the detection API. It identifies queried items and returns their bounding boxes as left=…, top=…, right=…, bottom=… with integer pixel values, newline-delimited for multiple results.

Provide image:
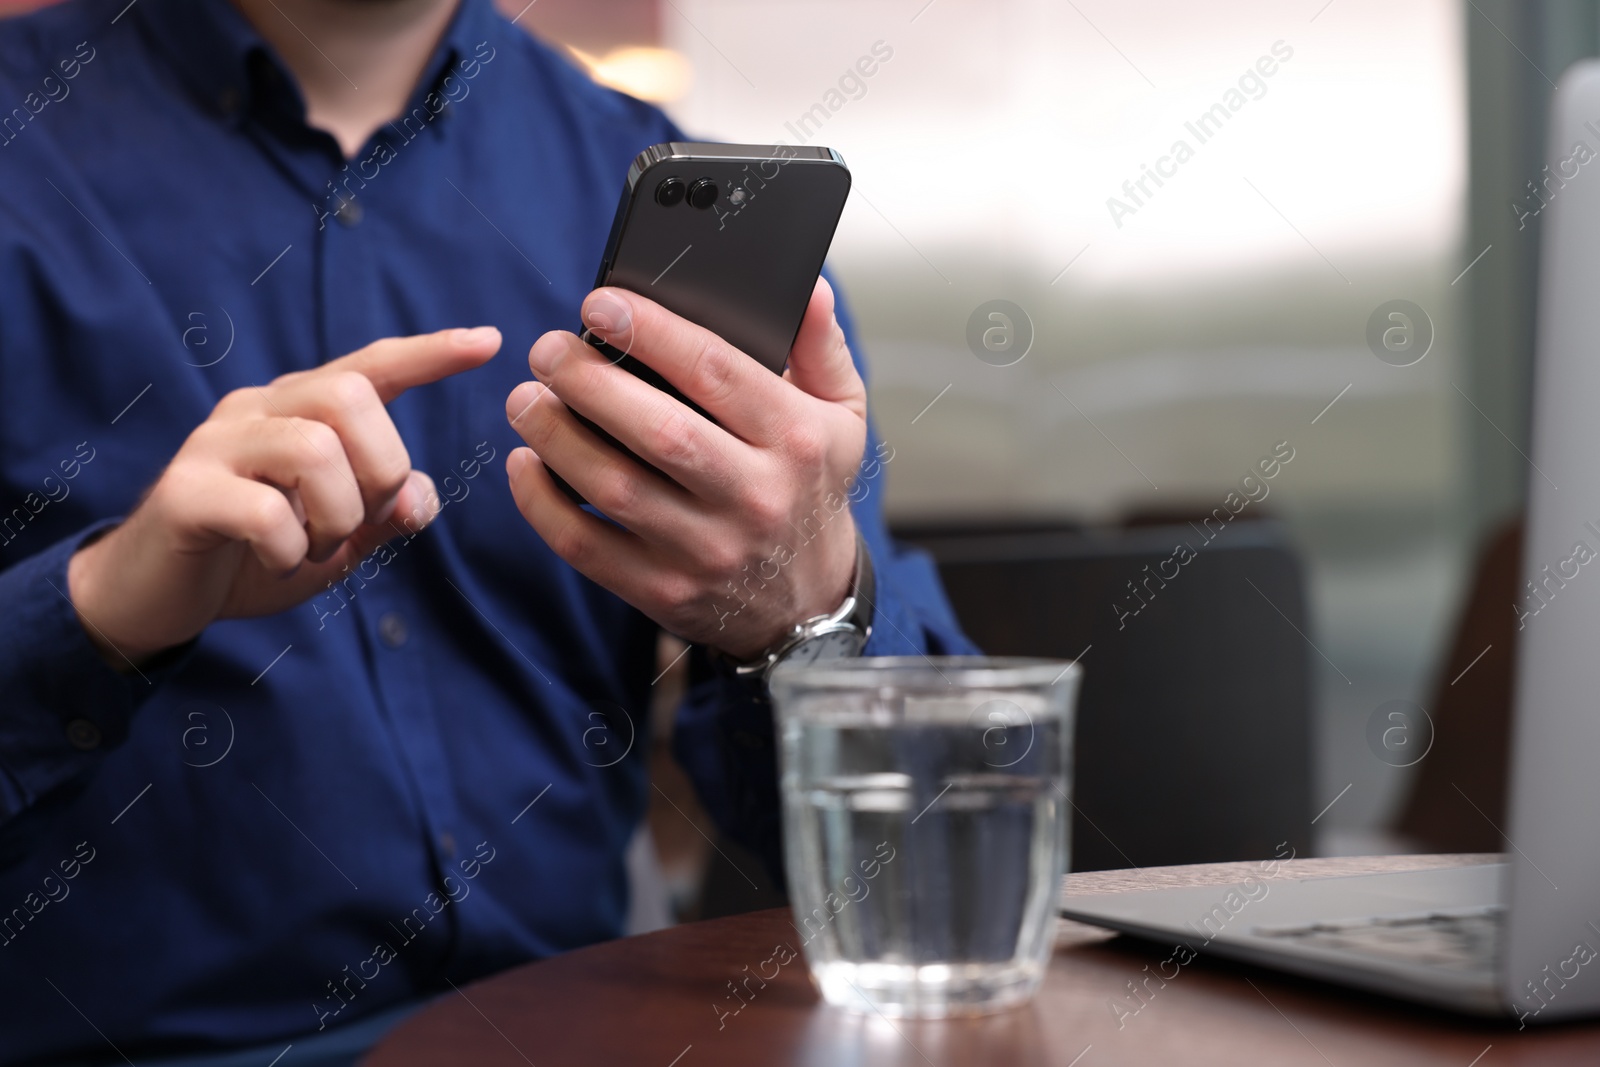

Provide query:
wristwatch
left=726, top=530, right=875, bottom=684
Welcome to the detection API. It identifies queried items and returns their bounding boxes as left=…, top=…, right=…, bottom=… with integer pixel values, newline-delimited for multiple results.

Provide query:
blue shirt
left=0, top=0, right=976, bottom=1059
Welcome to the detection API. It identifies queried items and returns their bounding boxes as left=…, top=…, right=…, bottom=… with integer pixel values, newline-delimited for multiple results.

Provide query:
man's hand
left=68, top=327, right=501, bottom=666
left=505, top=278, right=868, bottom=660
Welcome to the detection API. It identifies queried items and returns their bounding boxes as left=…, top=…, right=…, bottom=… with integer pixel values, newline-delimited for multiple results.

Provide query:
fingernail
left=506, top=380, right=544, bottom=424
left=457, top=326, right=500, bottom=346
left=410, top=470, right=442, bottom=520
left=583, top=295, right=632, bottom=346
left=374, top=490, right=402, bottom=525
left=391, top=469, right=441, bottom=534
left=528, top=333, right=567, bottom=376
left=507, top=447, right=536, bottom=483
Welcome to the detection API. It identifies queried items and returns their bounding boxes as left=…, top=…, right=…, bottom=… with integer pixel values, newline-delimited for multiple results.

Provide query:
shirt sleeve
left=670, top=275, right=981, bottom=881
left=0, top=521, right=186, bottom=831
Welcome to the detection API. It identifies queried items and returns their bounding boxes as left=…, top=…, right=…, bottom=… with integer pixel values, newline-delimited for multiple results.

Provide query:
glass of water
left=771, top=656, right=1080, bottom=1017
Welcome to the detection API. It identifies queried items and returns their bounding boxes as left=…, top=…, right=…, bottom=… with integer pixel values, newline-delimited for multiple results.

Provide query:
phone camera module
left=687, top=178, right=719, bottom=210
left=655, top=177, right=686, bottom=207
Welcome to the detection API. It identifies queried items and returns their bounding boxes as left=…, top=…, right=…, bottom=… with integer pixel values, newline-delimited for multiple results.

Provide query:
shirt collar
left=138, top=0, right=498, bottom=137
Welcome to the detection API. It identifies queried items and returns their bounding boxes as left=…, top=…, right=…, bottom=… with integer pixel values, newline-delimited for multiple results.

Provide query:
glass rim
left=769, top=655, right=1080, bottom=692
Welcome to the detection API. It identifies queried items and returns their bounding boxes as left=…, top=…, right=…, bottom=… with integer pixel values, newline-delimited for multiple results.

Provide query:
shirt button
left=335, top=197, right=364, bottom=227
left=438, top=832, right=457, bottom=858
left=65, top=719, right=102, bottom=751
left=378, top=612, right=408, bottom=648
left=216, top=87, right=240, bottom=119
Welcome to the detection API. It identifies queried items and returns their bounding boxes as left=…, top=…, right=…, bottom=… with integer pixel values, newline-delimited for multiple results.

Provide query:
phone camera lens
left=687, top=178, right=719, bottom=210
left=655, top=177, right=686, bottom=207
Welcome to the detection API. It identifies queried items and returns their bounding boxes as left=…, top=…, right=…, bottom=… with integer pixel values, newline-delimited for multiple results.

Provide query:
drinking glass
left=771, top=656, right=1080, bottom=1017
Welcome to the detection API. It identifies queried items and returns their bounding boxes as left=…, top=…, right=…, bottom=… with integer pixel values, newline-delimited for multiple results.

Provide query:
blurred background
left=661, top=0, right=1471, bottom=856
left=499, top=0, right=1539, bottom=901
left=611, top=0, right=1576, bottom=917
left=544, top=0, right=1573, bottom=924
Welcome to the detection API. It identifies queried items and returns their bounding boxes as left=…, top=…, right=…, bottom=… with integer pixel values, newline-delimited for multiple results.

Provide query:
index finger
left=326, top=326, right=502, bottom=403
left=580, top=289, right=789, bottom=444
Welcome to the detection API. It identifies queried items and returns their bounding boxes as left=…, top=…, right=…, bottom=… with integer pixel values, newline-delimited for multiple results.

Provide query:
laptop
left=1059, top=59, right=1600, bottom=1026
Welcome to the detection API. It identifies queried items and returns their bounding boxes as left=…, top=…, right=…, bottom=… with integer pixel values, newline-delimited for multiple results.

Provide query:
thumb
left=235, top=470, right=444, bottom=616
left=323, top=469, right=443, bottom=573
left=785, top=277, right=865, bottom=414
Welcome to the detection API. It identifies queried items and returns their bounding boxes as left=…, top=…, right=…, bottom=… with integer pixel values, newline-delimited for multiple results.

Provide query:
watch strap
left=717, top=529, right=875, bottom=678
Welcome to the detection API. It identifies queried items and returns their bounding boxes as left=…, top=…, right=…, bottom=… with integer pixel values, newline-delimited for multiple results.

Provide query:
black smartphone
left=552, top=141, right=852, bottom=504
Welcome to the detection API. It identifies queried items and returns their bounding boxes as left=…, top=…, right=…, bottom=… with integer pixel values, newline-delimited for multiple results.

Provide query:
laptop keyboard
left=1252, top=907, right=1504, bottom=972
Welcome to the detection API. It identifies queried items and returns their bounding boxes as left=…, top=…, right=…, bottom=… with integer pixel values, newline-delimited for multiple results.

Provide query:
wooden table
left=365, top=854, right=1600, bottom=1066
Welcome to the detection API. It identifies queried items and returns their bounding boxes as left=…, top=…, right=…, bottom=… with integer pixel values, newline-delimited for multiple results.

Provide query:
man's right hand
left=67, top=327, right=501, bottom=669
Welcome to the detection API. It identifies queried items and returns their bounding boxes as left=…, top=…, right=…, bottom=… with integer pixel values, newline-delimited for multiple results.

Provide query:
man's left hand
left=504, top=277, right=867, bottom=660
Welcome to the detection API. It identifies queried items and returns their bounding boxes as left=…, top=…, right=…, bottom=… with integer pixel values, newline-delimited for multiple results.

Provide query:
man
left=0, top=0, right=974, bottom=1061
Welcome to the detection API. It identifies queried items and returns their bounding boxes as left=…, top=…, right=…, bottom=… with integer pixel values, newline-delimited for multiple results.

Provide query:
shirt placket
left=308, top=120, right=470, bottom=919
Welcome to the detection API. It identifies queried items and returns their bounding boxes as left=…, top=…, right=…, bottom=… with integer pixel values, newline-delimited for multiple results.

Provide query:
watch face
left=784, top=629, right=865, bottom=667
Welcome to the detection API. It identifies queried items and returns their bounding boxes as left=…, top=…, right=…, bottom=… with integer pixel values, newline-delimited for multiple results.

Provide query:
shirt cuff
left=0, top=520, right=191, bottom=821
